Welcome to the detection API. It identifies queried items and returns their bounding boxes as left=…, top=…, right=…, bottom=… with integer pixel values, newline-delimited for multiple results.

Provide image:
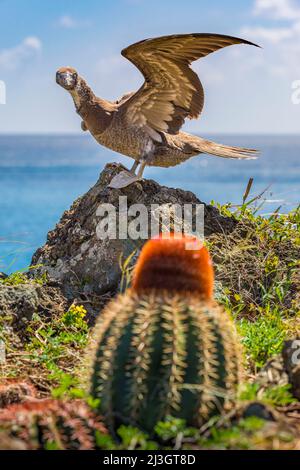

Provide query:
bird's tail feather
left=193, top=137, right=258, bottom=160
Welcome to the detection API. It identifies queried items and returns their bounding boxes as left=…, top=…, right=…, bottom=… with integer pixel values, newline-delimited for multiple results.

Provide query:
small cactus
left=85, top=236, right=244, bottom=433
left=0, top=399, right=107, bottom=450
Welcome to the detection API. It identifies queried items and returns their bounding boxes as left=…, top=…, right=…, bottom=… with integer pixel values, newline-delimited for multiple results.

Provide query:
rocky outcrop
left=32, top=162, right=237, bottom=298
left=283, top=340, right=300, bottom=400
left=257, top=339, right=300, bottom=400
left=0, top=281, right=67, bottom=327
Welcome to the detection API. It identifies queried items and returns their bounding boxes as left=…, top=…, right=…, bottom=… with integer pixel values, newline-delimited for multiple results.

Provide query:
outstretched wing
left=119, top=33, right=259, bottom=140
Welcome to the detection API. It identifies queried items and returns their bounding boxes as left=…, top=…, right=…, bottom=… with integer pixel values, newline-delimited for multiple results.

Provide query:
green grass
left=239, top=382, right=297, bottom=407
left=0, top=265, right=47, bottom=286
left=209, top=192, right=299, bottom=371
left=197, top=417, right=266, bottom=450
left=237, top=309, right=287, bottom=368
left=0, top=303, right=90, bottom=396
left=25, top=304, right=89, bottom=379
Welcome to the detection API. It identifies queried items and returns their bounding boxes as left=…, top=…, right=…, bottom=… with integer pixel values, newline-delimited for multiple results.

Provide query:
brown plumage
left=56, top=33, right=260, bottom=188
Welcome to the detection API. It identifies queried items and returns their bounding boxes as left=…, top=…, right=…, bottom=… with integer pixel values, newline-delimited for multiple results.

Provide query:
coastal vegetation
left=0, top=193, right=299, bottom=449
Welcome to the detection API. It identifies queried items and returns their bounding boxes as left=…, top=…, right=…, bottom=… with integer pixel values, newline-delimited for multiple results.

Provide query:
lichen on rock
left=0, top=281, right=67, bottom=327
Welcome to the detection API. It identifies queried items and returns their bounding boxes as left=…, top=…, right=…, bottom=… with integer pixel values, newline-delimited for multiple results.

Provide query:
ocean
left=0, top=134, right=299, bottom=273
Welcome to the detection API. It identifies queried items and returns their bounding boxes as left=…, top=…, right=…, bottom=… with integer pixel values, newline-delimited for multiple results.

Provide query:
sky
left=0, top=0, right=300, bottom=134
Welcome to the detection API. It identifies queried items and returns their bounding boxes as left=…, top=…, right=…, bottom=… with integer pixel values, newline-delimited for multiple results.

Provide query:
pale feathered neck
left=70, top=78, right=94, bottom=112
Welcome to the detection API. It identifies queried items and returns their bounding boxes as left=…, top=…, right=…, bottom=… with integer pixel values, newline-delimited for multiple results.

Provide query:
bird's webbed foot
left=108, top=170, right=142, bottom=189
left=108, top=158, right=147, bottom=189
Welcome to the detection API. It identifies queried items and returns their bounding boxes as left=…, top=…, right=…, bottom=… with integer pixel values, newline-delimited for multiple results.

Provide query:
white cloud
left=58, top=15, right=76, bottom=28
left=241, top=25, right=293, bottom=43
left=0, top=36, right=42, bottom=71
left=254, top=0, right=300, bottom=20
left=239, top=1, right=300, bottom=77
left=57, top=15, right=91, bottom=29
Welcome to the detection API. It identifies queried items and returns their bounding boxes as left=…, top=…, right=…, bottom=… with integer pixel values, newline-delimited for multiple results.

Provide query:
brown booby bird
left=56, top=33, right=259, bottom=188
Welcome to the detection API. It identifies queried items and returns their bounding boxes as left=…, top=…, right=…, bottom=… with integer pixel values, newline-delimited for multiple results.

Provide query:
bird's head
left=56, top=67, right=78, bottom=91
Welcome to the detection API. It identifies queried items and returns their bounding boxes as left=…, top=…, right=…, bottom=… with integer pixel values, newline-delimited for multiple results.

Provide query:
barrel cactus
left=0, top=399, right=107, bottom=450
left=85, top=236, right=244, bottom=433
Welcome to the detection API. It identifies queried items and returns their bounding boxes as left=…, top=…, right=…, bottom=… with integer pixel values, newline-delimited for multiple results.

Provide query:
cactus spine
left=86, top=236, right=244, bottom=433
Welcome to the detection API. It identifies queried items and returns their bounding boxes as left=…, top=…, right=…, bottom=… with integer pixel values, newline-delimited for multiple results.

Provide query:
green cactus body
left=86, top=290, right=243, bottom=433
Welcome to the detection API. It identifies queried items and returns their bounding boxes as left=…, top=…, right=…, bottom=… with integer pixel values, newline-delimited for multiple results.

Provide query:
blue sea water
left=0, top=134, right=299, bottom=273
